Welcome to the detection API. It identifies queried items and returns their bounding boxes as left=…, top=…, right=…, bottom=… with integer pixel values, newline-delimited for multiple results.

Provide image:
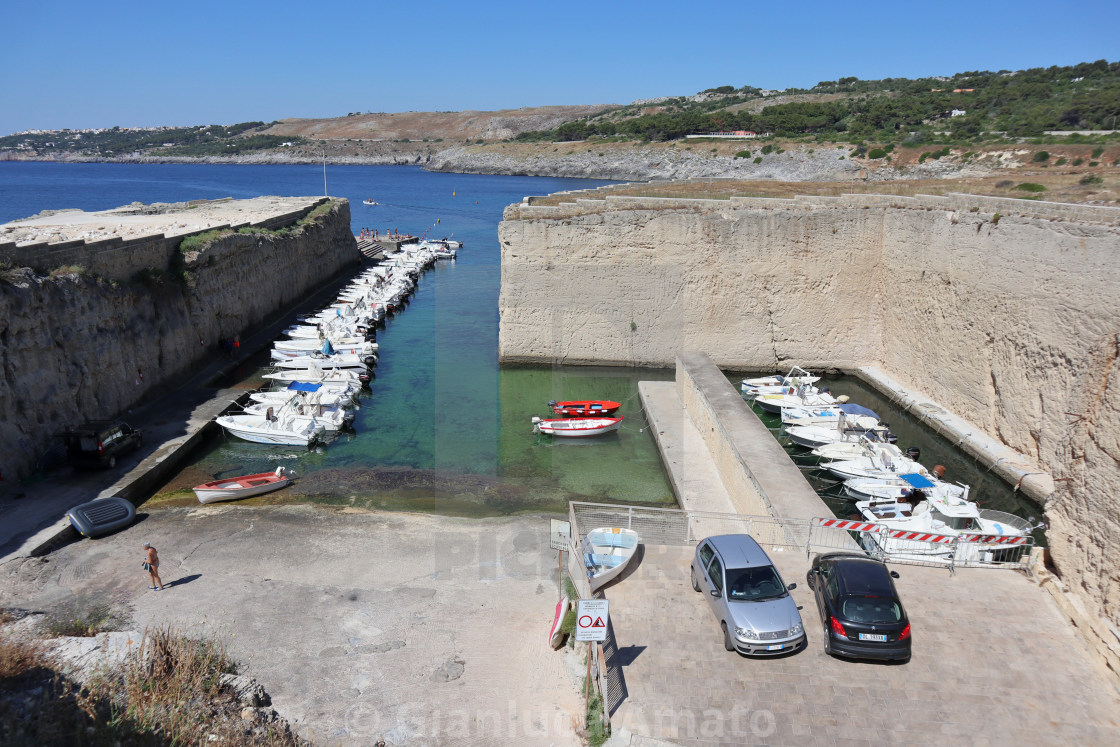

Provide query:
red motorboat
left=548, top=400, right=621, bottom=417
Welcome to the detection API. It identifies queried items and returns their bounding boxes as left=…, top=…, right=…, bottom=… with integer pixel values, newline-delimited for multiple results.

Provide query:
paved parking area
left=601, top=544, right=1120, bottom=746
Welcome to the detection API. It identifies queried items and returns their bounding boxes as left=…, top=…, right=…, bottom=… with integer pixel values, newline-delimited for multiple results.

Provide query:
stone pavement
left=0, top=506, right=584, bottom=746
left=626, top=363, right=1120, bottom=745
left=600, top=544, right=1120, bottom=746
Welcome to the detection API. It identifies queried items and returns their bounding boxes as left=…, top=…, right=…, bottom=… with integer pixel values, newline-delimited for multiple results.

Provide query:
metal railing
left=568, top=502, right=1038, bottom=575
left=568, top=501, right=814, bottom=551
left=805, top=517, right=1037, bottom=575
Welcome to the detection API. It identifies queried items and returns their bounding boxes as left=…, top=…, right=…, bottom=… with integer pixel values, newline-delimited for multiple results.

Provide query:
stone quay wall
left=0, top=198, right=331, bottom=282
left=498, top=192, right=1120, bottom=674
left=0, top=198, right=358, bottom=482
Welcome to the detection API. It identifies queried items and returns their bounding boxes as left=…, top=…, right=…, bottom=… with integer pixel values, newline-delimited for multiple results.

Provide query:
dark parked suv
left=806, top=552, right=911, bottom=662
left=61, top=421, right=143, bottom=469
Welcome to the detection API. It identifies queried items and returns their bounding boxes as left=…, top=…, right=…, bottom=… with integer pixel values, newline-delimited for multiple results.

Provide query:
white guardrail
left=807, top=517, right=1036, bottom=574
left=568, top=502, right=1038, bottom=577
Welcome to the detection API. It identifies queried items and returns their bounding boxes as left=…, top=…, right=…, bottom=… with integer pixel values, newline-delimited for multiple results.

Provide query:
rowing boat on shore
left=193, top=467, right=293, bottom=504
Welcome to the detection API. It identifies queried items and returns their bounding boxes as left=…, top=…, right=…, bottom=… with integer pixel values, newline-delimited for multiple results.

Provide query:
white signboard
left=550, top=519, right=571, bottom=551
left=575, top=599, right=610, bottom=642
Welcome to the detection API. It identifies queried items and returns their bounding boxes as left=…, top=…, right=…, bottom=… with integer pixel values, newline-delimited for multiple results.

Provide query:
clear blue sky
left=2, top=0, right=1117, bottom=135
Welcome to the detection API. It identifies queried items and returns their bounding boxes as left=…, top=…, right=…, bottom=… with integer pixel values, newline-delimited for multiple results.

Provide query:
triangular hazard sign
left=592, top=617, right=606, bottom=627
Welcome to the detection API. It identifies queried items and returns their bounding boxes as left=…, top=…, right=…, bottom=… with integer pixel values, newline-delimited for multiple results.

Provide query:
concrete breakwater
left=498, top=191, right=1120, bottom=675
left=0, top=197, right=360, bottom=483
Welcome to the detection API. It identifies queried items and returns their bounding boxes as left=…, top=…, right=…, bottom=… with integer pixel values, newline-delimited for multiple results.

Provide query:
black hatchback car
left=805, top=552, right=911, bottom=662
left=61, top=421, right=143, bottom=469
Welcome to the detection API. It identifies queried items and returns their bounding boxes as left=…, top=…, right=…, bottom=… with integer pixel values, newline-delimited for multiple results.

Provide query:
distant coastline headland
left=4, top=58, right=1119, bottom=195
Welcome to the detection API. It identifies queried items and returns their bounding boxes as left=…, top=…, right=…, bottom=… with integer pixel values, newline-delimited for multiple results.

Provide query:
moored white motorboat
left=811, top=436, right=916, bottom=463
left=787, top=421, right=893, bottom=449
left=273, top=337, right=377, bottom=356
left=250, top=382, right=357, bottom=409
left=756, top=382, right=843, bottom=414
left=242, top=400, right=352, bottom=432
left=215, top=413, right=324, bottom=446
left=842, top=471, right=966, bottom=502
left=740, top=366, right=822, bottom=400
left=856, top=480, right=1034, bottom=563
left=193, top=467, right=293, bottom=504
left=532, top=416, right=623, bottom=437
left=818, top=442, right=927, bottom=481
left=780, top=404, right=847, bottom=426
left=262, top=366, right=366, bottom=387
left=581, top=527, right=640, bottom=592
left=273, top=352, right=374, bottom=372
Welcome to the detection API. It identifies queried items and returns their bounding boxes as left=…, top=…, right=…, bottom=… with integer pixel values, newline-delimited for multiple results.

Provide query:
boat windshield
left=725, top=566, right=787, bottom=601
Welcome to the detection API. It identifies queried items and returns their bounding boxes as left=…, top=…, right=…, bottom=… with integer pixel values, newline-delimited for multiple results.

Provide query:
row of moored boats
left=742, top=367, right=1036, bottom=561
left=214, top=240, right=458, bottom=450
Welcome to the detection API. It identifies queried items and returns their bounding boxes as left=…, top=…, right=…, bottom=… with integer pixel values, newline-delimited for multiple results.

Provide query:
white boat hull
left=581, top=527, right=640, bottom=592
left=215, top=415, right=323, bottom=446
left=195, top=476, right=292, bottom=504
left=532, top=416, right=623, bottom=437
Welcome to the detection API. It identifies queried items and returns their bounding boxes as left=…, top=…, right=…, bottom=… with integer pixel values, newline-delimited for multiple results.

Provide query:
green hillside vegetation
left=0, top=122, right=303, bottom=157
left=516, top=60, right=1120, bottom=145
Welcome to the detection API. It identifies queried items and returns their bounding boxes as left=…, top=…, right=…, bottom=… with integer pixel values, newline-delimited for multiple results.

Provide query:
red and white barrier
left=811, top=518, right=880, bottom=532
left=957, top=533, right=1030, bottom=545
left=885, top=529, right=955, bottom=544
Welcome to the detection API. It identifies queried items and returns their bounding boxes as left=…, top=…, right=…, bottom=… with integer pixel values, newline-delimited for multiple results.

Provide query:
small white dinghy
left=193, top=467, right=294, bottom=504
left=532, top=416, right=623, bottom=437
left=581, top=527, right=640, bottom=592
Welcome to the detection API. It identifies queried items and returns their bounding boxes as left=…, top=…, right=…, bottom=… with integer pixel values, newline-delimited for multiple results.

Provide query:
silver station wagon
left=690, top=534, right=805, bottom=655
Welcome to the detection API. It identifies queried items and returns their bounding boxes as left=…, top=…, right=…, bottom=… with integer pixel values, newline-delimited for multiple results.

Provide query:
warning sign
left=575, top=599, right=610, bottom=642
left=550, top=519, right=571, bottom=551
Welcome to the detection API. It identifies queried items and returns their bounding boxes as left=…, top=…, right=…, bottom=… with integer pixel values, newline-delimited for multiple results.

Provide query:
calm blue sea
left=0, top=162, right=675, bottom=515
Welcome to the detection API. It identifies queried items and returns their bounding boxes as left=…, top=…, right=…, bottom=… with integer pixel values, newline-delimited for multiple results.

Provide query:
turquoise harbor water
left=1, top=162, right=676, bottom=515
left=2, top=163, right=1043, bottom=529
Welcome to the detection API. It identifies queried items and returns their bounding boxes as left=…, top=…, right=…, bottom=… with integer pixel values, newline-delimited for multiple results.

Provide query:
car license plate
left=765, top=644, right=786, bottom=651
left=859, top=633, right=887, bottom=642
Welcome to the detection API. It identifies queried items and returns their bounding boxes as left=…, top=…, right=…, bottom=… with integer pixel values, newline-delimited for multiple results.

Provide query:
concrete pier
left=639, top=352, right=836, bottom=521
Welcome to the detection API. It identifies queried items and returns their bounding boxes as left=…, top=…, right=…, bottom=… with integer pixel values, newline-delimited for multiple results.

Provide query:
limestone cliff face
left=0, top=200, right=358, bottom=481
left=499, top=193, right=1120, bottom=640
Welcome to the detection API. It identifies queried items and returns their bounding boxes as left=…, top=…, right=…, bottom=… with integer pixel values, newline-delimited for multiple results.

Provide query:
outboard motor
left=905, top=446, right=921, bottom=462
left=548, top=400, right=558, bottom=408
left=363, top=355, right=379, bottom=368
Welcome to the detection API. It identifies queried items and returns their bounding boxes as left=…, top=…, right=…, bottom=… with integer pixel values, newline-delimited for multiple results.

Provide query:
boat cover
left=900, top=473, right=936, bottom=489
left=287, top=381, right=322, bottom=393
left=838, top=403, right=880, bottom=420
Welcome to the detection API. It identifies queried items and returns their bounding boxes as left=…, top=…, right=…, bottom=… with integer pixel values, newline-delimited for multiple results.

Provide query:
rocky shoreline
left=0, top=141, right=991, bottom=183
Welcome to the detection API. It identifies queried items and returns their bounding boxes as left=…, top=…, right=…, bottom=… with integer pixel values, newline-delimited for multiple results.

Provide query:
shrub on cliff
left=734, top=150, right=751, bottom=159
left=1032, top=151, right=1050, bottom=162
left=179, top=229, right=230, bottom=255
left=1014, top=182, right=1047, bottom=192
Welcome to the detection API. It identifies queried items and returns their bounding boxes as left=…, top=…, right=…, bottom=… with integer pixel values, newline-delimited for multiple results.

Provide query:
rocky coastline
left=0, top=141, right=994, bottom=183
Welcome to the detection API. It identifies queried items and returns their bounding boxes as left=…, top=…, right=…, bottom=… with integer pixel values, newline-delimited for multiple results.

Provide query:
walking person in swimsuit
left=143, top=542, right=164, bottom=590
